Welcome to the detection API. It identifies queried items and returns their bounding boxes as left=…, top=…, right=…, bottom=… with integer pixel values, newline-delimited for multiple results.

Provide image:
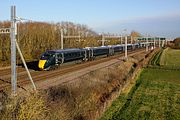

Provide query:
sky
left=0, top=0, right=180, bottom=38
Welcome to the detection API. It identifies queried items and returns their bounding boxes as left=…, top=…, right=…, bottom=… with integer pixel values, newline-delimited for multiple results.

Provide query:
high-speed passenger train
left=38, top=43, right=149, bottom=70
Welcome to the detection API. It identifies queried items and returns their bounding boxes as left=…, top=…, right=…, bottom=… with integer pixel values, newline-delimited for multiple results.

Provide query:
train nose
left=38, top=60, right=46, bottom=69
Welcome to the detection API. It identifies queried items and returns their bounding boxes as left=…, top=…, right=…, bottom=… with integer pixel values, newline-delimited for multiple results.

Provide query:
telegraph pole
left=61, top=29, right=63, bottom=49
left=10, top=6, right=17, bottom=95
left=165, top=38, right=168, bottom=46
left=78, top=31, right=81, bottom=42
left=131, top=36, right=133, bottom=44
left=102, top=34, right=105, bottom=46
left=154, top=37, right=156, bottom=49
left=146, top=36, right=148, bottom=52
left=162, top=39, right=165, bottom=47
left=120, top=35, right=122, bottom=44
left=125, top=35, right=127, bottom=59
left=125, top=35, right=127, bottom=60
left=123, top=29, right=128, bottom=60
left=0, top=6, right=36, bottom=95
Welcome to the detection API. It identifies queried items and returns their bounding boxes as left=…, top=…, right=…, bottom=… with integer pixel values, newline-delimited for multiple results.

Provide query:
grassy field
left=160, top=48, right=180, bottom=66
left=101, top=48, right=180, bottom=120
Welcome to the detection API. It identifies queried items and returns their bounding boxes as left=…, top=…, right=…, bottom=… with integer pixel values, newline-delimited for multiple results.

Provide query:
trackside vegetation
left=101, top=48, right=180, bottom=120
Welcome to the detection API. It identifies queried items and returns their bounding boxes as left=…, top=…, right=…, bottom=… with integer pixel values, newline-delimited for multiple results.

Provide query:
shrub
left=0, top=92, right=49, bottom=120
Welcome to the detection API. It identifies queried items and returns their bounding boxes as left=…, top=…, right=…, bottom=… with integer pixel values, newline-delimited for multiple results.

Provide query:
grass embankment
left=150, top=49, right=163, bottom=66
left=101, top=48, right=180, bottom=120
left=160, top=48, right=180, bottom=67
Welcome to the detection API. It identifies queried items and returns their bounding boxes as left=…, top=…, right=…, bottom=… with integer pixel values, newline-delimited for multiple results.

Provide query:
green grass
left=160, top=48, right=180, bottom=67
left=100, top=68, right=180, bottom=120
left=101, top=48, right=180, bottom=120
left=150, top=50, right=163, bottom=66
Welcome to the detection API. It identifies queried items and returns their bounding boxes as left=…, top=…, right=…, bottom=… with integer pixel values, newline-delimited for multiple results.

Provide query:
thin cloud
left=93, top=13, right=180, bottom=38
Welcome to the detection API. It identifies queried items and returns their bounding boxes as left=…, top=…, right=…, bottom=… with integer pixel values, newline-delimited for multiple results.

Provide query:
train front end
left=38, top=51, right=55, bottom=70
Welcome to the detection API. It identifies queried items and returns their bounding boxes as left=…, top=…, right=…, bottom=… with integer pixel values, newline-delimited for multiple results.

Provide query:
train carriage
left=133, top=43, right=140, bottom=49
left=92, top=46, right=110, bottom=56
left=110, top=45, right=123, bottom=53
left=38, top=48, right=87, bottom=70
left=38, top=43, right=142, bottom=70
left=127, top=44, right=133, bottom=50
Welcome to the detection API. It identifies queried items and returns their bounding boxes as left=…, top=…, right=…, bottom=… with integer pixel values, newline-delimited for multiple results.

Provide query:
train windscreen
left=40, top=52, right=54, bottom=60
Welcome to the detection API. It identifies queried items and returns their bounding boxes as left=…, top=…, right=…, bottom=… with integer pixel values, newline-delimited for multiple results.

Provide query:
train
left=38, top=42, right=153, bottom=70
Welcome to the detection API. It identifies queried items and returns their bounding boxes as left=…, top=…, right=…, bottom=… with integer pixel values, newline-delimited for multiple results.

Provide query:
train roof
left=91, top=46, right=110, bottom=49
left=46, top=48, right=85, bottom=53
left=110, top=45, right=123, bottom=48
left=45, top=43, right=138, bottom=54
left=140, top=42, right=154, bottom=44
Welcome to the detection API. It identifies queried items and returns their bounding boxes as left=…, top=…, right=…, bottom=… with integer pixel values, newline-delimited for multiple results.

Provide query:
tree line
left=0, top=21, right=141, bottom=65
left=168, top=37, right=180, bottom=49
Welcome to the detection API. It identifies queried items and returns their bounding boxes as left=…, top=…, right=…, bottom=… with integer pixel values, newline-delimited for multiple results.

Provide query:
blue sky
left=0, top=0, right=180, bottom=38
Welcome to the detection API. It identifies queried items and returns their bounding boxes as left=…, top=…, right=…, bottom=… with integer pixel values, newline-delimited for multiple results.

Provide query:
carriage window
left=64, top=53, right=68, bottom=57
left=73, top=53, right=76, bottom=56
left=74, top=52, right=78, bottom=56
left=57, top=54, right=61, bottom=58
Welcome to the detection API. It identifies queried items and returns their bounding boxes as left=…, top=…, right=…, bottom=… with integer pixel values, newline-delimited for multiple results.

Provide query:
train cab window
left=41, top=52, right=53, bottom=60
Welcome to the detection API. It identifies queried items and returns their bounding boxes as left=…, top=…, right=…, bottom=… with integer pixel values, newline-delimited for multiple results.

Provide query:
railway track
left=0, top=67, right=25, bottom=76
left=0, top=49, right=146, bottom=91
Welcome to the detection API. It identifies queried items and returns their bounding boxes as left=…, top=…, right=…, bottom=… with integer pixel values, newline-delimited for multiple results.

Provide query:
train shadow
left=17, top=61, right=39, bottom=71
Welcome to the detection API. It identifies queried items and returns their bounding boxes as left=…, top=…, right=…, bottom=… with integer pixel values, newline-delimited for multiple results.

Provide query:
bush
left=0, top=92, right=49, bottom=120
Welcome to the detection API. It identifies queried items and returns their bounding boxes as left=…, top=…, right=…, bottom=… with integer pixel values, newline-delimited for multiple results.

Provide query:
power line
left=60, top=28, right=81, bottom=49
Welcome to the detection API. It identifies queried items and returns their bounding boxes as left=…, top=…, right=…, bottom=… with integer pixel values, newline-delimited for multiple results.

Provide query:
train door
left=55, top=53, right=58, bottom=65
left=91, top=48, right=94, bottom=59
left=109, top=47, right=114, bottom=56
left=83, top=50, right=87, bottom=61
left=55, top=53, right=64, bottom=65
left=88, top=48, right=94, bottom=60
left=61, top=53, right=64, bottom=63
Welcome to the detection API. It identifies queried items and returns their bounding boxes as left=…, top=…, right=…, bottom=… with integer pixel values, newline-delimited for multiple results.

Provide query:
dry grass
left=43, top=58, right=138, bottom=120
left=0, top=92, right=49, bottom=120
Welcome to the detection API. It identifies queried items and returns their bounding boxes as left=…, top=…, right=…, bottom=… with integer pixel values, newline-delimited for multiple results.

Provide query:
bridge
left=135, top=37, right=166, bottom=41
left=134, top=37, right=167, bottom=48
